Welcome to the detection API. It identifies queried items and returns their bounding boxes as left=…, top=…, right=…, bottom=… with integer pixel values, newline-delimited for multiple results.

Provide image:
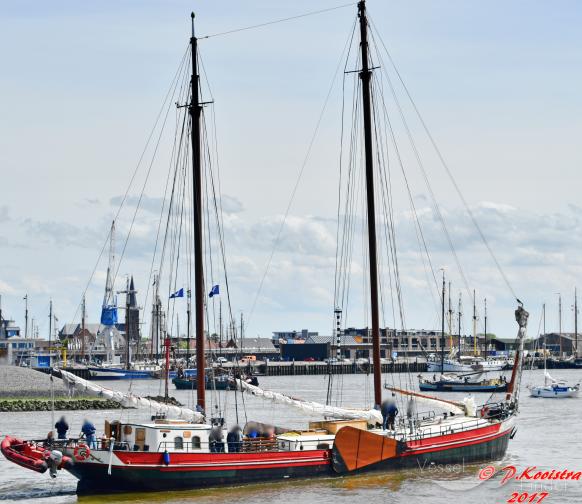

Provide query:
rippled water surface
left=1, top=369, right=580, bottom=503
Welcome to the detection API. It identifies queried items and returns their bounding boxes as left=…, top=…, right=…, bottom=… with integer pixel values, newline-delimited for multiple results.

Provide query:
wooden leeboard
left=332, top=426, right=400, bottom=473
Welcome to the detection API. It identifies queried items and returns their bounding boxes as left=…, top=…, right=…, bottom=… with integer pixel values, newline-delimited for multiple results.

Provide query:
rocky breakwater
left=0, top=366, right=121, bottom=411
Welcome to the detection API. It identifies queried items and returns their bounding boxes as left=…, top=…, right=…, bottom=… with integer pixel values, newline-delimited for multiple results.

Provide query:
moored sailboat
left=528, top=344, right=579, bottom=398
left=2, top=2, right=530, bottom=493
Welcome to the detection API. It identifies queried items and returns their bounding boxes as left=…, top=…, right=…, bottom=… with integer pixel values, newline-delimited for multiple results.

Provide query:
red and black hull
left=331, top=419, right=515, bottom=475
left=363, top=425, right=511, bottom=473
left=68, top=423, right=513, bottom=494
left=67, top=450, right=333, bottom=494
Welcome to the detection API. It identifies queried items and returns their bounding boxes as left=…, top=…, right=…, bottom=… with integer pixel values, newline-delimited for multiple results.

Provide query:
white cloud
left=3, top=196, right=582, bottom=340
left=221, top=195, right=244, bottom=214
left=0, top=280, right=16, bottom=294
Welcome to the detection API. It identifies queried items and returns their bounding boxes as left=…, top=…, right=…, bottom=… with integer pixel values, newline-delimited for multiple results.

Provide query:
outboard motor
left=47, top=450, right=63, bottom=478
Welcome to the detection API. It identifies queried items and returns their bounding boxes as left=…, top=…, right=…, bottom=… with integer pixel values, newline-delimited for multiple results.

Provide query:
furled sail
left=59, top=369, right=204, bottom=423
left=237, top=380, right=383, bottom=424
left=384, top=385, right=469, bottom=416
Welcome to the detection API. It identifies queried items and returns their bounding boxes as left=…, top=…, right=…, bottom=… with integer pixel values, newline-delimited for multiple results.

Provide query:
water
left=1, top=369, right=581, bottom=503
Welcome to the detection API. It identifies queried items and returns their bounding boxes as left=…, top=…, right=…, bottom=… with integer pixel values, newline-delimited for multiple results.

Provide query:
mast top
left=191, top=12, right=196, bottom=38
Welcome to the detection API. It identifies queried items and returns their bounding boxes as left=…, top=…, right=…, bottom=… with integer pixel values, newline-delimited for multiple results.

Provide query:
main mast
left=190, top=13, right=205, bottom=410
left=358, top=0, right=381, bottom=406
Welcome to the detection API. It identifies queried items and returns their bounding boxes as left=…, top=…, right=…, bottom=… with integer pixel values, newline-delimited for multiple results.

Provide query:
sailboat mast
left=483, top=298, right=487, bottom=358
left=457, top=293, right=462, bottom=359
left=357, top=0, right=381, bottom=406
left=48, top=299, right=52, bottom=368
left=558, top=292, right=562, bottom=358
left=472, top=290, right=477, bottom=356
left=125, top=276, right=131, bottom=370
left=189, top=13, right=205, bottom=410
left=186, top=289, right=191, bottom=365
left=81, top=294, right=86, bottom=359
left=440, top=272, right=445, bottom=375
left=219, top=300, right=223, bottom=358
left=447, top=282, right=453, bottom=349
left=575, top=288, right=578, bottom=357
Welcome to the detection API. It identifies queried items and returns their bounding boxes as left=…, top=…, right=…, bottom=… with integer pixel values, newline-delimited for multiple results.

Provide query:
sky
left=1, top=0, right=582, bottom=343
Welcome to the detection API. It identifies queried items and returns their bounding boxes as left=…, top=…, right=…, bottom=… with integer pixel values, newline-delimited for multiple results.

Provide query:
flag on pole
left=209, top=285, right=220, bottom=298
left=169, top=288, right=184, bottom=299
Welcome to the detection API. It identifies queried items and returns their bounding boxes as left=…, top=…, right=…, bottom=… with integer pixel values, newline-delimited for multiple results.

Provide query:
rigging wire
left=69, top=47, right=190, bottom=325
left=370, top=27, right=472, bottom=309
left=246, top=16, right=358, bottom=331
left=200, top=3, right=355, bottom=40
left=142, top=60, right=192, bottom=347
left=369, top=18, right=519, bottom=303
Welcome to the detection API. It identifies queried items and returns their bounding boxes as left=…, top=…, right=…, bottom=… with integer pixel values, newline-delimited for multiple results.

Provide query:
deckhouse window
left=192, top=436, right=201, bottom=449
left=174, top=436, right=184, bottom=449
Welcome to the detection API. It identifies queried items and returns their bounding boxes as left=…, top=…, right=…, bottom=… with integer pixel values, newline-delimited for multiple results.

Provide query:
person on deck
left=81, top=419, right=97, bottom=449
left=209, top=425, right=225, bottom=453
left=55, top=416, right=69, bottom=440
left=381, top=395, right=398, bottom=431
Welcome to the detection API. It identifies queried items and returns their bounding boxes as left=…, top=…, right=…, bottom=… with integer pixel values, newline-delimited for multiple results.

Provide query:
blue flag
left=169, top=288, right=184, bottom=299
left=209, top=285, right=220, bottom=298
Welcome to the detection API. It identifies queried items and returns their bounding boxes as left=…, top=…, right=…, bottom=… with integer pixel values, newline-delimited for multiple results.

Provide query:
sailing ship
left=2, top=2, right=529, bottom=493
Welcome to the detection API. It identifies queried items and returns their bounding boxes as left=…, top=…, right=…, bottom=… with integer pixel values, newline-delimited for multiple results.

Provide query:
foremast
left=189, top=13, right=205, bottom=411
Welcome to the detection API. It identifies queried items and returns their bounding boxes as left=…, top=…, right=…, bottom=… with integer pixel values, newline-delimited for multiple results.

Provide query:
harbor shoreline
left=0, top=397, right=122, bottom=412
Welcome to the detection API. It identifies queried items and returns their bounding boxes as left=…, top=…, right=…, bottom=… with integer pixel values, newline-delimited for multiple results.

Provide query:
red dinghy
left=1, top=437, right=49, bottom=473
left=1, top=436, right=73, bottom=475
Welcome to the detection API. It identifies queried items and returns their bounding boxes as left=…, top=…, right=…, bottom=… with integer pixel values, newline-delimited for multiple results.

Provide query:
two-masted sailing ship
left=2, top=2, right=529, bottom=494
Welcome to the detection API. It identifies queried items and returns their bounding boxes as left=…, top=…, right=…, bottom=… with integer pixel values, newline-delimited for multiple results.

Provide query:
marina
left=0, top=371, right=581, bottom=503
left=2, top=1, right=582, bottom=503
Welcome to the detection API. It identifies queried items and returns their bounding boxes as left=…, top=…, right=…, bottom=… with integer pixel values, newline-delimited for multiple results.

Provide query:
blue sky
left=1, top=1, right=582, bottom=342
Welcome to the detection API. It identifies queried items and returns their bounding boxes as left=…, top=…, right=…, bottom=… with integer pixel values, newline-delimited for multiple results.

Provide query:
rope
left=246, top=17, right=357, bottom=331
left=200, top=3, right=355, bottom=40
left=369, top=19, right=519, bottom=303
left=69, top=47, right=189, bottom=326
